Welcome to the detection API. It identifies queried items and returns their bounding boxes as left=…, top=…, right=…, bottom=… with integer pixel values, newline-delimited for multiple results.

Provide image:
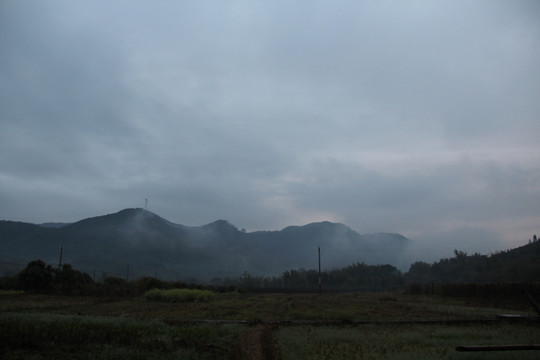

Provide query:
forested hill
left=405, top=239, right=540, bottom=284
left=0, top=208, right=408, bottom=280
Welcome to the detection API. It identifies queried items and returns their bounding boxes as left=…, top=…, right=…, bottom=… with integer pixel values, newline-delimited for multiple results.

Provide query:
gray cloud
left=1, top=1, right=539, bottom=260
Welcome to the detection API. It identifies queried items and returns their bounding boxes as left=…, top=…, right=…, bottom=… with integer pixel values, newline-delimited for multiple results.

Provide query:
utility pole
left=58, top=245, right=63, bottom=269
left=318, top=247, right=322, bottom=295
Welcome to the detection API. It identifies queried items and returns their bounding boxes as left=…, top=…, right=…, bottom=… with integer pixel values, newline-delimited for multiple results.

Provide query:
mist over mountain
left=39, top=223, right=70, bottom=229
left=1, top=208, right=409, bottom=280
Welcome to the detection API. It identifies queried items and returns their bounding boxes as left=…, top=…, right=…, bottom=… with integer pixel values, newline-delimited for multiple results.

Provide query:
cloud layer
left=1, top=1, right=539, bottom=259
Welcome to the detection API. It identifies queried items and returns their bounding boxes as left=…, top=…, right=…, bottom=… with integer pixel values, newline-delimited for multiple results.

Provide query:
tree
left=454, top=249, right=467, bottom=258
left=53, top=263, right=94, bottom=295
left=17, top=260, right=53, bottom=292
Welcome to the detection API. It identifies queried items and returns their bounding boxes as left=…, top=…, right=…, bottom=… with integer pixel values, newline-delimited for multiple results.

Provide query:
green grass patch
left=0, top=290, right=24, bottom=295
left=144, top=288, right=216, bottom=303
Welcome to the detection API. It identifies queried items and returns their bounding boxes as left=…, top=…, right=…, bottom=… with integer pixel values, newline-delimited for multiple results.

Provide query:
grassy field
left=0, top=313, right=243, bottom=360
left=1, top=291, right=539, bottom=359
left=274, top=323, right=540, bottom=360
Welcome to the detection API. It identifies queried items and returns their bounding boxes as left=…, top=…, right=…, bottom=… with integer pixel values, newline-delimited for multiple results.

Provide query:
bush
left=144, top=288, right=215, bottom=303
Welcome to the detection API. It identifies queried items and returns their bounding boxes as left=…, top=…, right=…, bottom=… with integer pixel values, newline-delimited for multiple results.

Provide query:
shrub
left=144, top=288, right=215, bottom=303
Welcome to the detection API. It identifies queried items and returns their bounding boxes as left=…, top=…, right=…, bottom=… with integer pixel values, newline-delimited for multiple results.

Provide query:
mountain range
left=1, top=208, right=409, bottom=281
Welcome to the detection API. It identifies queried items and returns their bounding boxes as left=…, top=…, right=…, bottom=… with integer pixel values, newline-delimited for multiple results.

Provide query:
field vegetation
left=2, top=289, right=540, bottom=359
left=1, top=258, right=540, bottom=358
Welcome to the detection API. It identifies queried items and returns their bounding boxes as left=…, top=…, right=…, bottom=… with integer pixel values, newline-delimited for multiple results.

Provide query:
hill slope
left=1, top=208, right=408, bottom=280
left=405, top=241, right=540, bottom=284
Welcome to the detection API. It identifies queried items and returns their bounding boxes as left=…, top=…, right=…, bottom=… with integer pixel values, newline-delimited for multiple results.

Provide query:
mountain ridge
left=1, top=208, right=409, bottom=280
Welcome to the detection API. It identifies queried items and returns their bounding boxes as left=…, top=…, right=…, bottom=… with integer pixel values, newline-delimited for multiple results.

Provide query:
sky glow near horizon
left=1, top=1, right=539, bottom=261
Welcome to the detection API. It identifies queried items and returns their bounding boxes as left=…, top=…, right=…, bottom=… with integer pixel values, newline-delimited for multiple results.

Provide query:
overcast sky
left=1, top=1, right=539, bottom=258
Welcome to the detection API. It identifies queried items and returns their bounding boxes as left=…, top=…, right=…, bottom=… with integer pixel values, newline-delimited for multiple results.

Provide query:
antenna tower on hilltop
left=145, top=198, right=148, bottom=210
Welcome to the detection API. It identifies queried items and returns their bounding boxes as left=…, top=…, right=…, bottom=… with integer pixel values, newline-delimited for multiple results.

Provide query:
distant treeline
left=226, top=263, right=404, bottom=292
left=0, top=260, right=238, bottom=297
left=1, top=238, right=540, bottom=296
left=0, top=260, right=403, bottom=295
left=224, top=239, right=540, bottom=292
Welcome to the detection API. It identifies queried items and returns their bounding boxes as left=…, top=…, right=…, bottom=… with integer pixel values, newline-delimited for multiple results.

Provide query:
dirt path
left=238, top=325, right=274, bottom=360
